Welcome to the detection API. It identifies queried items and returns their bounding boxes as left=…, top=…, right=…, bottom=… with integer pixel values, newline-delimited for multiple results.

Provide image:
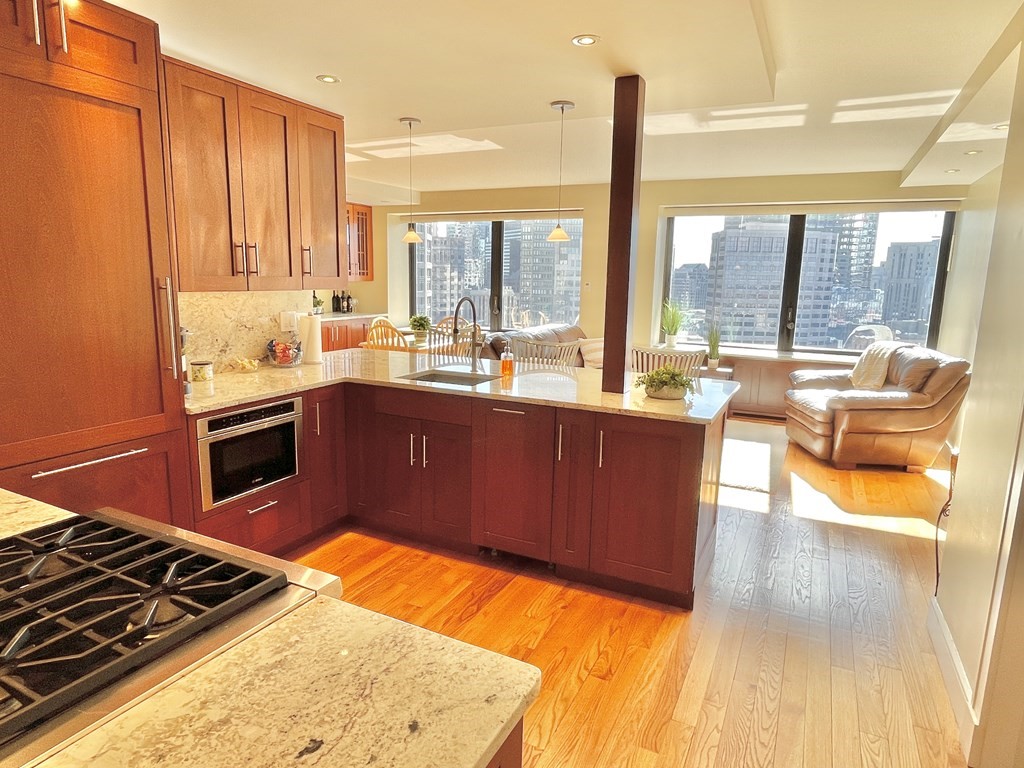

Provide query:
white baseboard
left=927, top=597, right=980, bottom=760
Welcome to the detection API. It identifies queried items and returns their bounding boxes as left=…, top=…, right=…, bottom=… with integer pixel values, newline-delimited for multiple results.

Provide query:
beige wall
left=934, top=49, right=1024, bottom=765
left=367, top=171, right=965, bottom=342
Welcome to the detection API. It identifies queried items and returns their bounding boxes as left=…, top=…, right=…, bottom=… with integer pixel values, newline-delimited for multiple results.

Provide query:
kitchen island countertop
left=186, top=348, right=740, bottom=423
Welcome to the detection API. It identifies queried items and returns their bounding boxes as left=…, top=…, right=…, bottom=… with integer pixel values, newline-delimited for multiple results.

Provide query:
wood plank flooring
left=292, top=420, right=964, bottom=768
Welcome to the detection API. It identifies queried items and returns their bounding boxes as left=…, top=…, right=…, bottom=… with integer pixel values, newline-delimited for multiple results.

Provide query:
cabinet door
left=165, top=62, right=247, bottom=292
left=590, top=414, right=704, bottom=593
left=237, top=88, right=301, bottom=290
left=321, top=320, right=349, bottom=352
left=307, top=386, right=344, bottom=532
left=195, top=479, right=311, bottom=555
left=471, top=401, right=555, bottom=560
left=551, top=409, right=595, bottom=569
left=344, top=384, right=375, bottom=517
left=298, top=108, right=348, bottom=290
left=421, top=420, right=472, bottom=543
left=44, top=0, right=157, bottom=89
left=374, top=413, right=421, bottom=533
left=347, top=203, right=373, bottom=281
left=0, top=430, right=192, bottom=529
left=0, top=66, right=182, bottom=468
left=344, top=319, right=369, bottom=348
left=0, top=0, right=45, bottom=58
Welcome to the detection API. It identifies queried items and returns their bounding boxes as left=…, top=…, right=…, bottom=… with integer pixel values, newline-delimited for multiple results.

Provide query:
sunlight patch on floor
left=790, top=473, right=944, bottom=540
left=718, top=485, right=770, bottom=514
left=720, top=438, right=772, bottom=493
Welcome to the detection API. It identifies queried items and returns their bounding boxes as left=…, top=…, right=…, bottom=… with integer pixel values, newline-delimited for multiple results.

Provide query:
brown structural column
left=601, top=74, right=646, bottom=393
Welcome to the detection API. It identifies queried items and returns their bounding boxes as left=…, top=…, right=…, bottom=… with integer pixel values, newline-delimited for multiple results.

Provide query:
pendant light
left=548, top=100, right=575, bottom=242
left=400, top=117, right=423, bottom=244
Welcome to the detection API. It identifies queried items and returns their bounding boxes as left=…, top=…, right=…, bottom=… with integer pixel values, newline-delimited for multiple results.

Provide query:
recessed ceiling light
left=995, top=123, right=1010, bottom=130
left=963, top=149, right=982, bottom=156
left=945, top=168, right=960, bottom=174
left=316, top=74, right=340, bottom=84
left=571, top=34, right=600, bottom=47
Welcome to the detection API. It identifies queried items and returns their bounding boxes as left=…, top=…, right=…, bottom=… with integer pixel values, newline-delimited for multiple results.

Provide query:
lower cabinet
left=550, top=409, right=595, bottom=569
left=322, top=318, right=371, bottom=351
left=306, top=385, right=345, bottom=532
left=471, top=401, right=555, bottom=561
left=0, top=429, right=193, bottom=529
left=195, top=479, right=312, bottom=555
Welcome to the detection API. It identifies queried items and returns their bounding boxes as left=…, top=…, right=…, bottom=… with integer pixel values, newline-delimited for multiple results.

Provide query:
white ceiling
left=111, top=0, right=1022, bottom=202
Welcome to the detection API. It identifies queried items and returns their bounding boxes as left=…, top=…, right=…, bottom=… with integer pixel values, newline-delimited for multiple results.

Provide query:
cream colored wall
left=935, top=48, right=1024, bottom=762
left=369, top=171, right=965, bottom=342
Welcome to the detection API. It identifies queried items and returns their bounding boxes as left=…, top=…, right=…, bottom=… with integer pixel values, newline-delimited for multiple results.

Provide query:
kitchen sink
left=401, top=369, right=501, bottom=386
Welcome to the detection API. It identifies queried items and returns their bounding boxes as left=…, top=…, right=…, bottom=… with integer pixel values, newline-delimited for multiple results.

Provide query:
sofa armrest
left=828, top=390, right=933, bottom=410
left=789, top=370, right=853, bottom=389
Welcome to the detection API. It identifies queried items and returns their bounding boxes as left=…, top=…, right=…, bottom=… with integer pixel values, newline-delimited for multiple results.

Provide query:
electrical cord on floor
left=934, top=449, right=959, bottom=596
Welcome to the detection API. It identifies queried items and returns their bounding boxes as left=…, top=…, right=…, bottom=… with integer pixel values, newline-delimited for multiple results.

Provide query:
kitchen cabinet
left=0, top=430, right=193, bottom=529
left=372, top=389, right=473, bottom=543
left=550, top=409, right=595, bottom=569
left=0, top=0, right=45, bottom=59
left=471, top=401, right=555, bottom=561
left=322, top=317, right=372, bottom=351
left=166, top=60, right=347, bottom=293
left=195, top=478, right=313, bottom=555
left=0, top=2, right=183, bottom=470
left=306, top=385, right=345, bottom=533
left=344, top=384, right=376, bottom=520
left=347, top=203, right=373, bottom=281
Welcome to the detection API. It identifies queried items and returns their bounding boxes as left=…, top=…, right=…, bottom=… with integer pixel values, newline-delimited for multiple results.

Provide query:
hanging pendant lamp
left=548, top=100, right=575, bottom=242
left=400, top=117, right=423, bottom=245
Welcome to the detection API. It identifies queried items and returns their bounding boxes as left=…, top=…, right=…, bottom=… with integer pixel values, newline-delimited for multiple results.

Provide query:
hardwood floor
left=293, top=420, right=963, bottom=767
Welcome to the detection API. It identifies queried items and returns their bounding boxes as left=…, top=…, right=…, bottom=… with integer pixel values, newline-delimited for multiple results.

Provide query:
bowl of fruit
left=266, top=339, right=303, bottom=367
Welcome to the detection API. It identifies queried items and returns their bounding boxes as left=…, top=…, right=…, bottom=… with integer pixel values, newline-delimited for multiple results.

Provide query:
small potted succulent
left=312, top=291, right=325, bottom=315
left=661, top=300, right=684, bottom=347
left=635, top=364, right=695, bottom=401
left=706, top=323, right=721, bottom=369
left=409, top=314, right=431, bottom=345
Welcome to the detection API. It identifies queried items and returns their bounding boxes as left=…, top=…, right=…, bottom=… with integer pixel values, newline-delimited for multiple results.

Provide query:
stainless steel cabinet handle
left=233, top=242, right=246, bottom=276
left=557, top=423, right=563, bottom=461
left=492, top=408, right=526, bottom=415
left=247, top=242, right=260, bottom=275
left=302, top=246, right=313, bottom=276
left=409, top=433, right=415, bottom=466
left=157, top=277, right=179, bottom=380
left=422, top=435, right=428, bottom=468
left=247, top=500, right=278, bottom=515
left=32, top=0, right=41, bottom=46
left=315, top=402, right=321, bottom=436
left=56, top=0, right=68, bottom=53
left=30, top=448, right=149, bottom=479
left=599, top=430, right=604, bottom=468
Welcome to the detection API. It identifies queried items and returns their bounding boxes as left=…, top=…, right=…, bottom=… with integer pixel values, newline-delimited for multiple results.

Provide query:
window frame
left=661, top=209, right=956, bottom=355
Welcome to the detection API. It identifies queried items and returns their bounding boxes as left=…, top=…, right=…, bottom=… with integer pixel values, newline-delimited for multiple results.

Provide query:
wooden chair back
left=364, top=323, right=409, bottom=350
left=631, top=347, right=704, bottom=377
left=510, top=338, right=581, bottom=367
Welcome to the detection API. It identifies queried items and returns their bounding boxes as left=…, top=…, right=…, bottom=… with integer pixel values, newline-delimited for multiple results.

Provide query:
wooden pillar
left=601, top=74, right=645, bottom=393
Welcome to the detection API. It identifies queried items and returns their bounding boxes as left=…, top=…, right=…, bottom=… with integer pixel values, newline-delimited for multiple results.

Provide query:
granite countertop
left=38, top=596, right=540, bottom=768
left=0, top=488, right=76, bottom=537
left=186, top=349, right=741, bottom=424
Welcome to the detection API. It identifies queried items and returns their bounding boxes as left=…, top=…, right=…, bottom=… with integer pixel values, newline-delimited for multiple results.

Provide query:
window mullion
left=778, top=215, right=807, bottom=352
left=490, top=220, right=504, bottom=331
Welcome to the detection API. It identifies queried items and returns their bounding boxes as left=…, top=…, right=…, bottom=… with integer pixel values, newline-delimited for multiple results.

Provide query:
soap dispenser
left=500, top=341, right=515, bottom=379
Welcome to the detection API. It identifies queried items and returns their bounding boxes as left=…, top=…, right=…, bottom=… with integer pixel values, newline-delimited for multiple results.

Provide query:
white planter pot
left=645, top=384, right=687, bottom=400
left=665, top=334, right=678, bottom=347
left=707, top=358, right=720, bottom=370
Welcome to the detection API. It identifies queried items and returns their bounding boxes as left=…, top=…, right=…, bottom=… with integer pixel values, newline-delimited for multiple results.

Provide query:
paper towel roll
left=301, top=313, right=323, bottom=364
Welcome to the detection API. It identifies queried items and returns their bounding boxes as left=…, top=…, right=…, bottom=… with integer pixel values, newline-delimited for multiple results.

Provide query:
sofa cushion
left=785, top=388, right=837, bottom=424
left=579, top=337, right=604, bottom=369
left=889, top=347, right=940, bottom=391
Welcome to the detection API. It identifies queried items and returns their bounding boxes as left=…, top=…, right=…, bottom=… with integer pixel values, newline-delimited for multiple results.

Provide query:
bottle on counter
left=332, top=290, right=341, bottom=313
left=344, top=292, right=353, bottom=313
left=500, top=341, right=515, bottom=379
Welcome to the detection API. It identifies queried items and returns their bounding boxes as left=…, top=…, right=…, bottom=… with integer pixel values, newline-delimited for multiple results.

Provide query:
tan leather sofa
left=480, top=323, right=587, bottom=366
left=784, top=346, right=970, bottom=471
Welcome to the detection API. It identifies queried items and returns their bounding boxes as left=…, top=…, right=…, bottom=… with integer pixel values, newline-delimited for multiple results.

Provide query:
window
left=409, top=217, right=583, bottom=330
left=665, top=210, right=954, bottom=353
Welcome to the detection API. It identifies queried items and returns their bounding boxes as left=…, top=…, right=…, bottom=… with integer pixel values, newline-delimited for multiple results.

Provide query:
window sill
left=651, top=342, right=856, bottom=367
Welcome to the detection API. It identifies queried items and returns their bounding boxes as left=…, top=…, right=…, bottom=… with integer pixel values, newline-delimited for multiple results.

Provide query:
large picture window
left=409, top=217, right=583, bottom=330
left=665, top=210, right=954, bottom=353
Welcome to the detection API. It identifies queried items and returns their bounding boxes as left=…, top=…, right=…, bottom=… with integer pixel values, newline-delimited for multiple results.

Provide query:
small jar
left=190, top=360, right=214, bottom=382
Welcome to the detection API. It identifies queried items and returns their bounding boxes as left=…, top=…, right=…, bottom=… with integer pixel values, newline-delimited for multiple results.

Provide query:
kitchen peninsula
left=187, top=349, right=740, bottom=608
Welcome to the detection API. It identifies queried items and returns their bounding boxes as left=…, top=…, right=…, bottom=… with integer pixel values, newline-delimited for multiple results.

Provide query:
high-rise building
left=810, top=212, right=878, bottom=290
left=882, top=238, right=940, bottom=328
left=670, top=263, right=709, bottom=312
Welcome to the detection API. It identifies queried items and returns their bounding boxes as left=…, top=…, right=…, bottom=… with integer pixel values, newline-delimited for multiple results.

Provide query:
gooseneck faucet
left=452, top=296, right=479, bottom=373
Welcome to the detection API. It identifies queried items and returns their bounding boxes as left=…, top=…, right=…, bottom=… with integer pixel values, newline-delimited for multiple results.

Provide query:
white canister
left=190, top=360, right=214, bottom=382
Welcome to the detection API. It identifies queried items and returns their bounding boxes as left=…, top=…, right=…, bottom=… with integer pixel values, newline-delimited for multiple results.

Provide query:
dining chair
left=631, top=347, right=705, bottom=377
left=510, top=338, right=581, bottom=367
left=364, top=323, right=409, bottom=350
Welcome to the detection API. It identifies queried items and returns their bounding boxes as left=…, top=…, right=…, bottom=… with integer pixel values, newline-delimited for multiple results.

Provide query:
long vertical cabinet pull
left=302, top=246, right=313, bottom=276
left=247, top=243, right=261, bottom=275
left=233, top=243, right=247, bottom=276
left=557, top=423, right=563, bottom=461
left=32, top=0, right=41, bottom=45
left=422, top=435, right=428, bottom=468
left=314, top=403, right=321, bottom=436
left=156, top=277, right=178, bottom=380
left=598, top=430, right=604, bottom=469
left=56, top=0, right=68, bottom=53
left=409, top=433, right=415, bottom=466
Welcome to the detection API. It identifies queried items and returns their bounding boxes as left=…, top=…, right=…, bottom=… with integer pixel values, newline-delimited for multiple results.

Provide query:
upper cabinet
left=164, top=60, right=347, bottom=292
left=347, top=203, right=373, bottom=282
left=0, top=0, right=157, bottom=89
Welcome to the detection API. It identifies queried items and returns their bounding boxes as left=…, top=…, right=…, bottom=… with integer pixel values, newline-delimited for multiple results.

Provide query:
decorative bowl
left=645, top=384, right=688, bottom=400
left=266, top=339, right=303, bottom=367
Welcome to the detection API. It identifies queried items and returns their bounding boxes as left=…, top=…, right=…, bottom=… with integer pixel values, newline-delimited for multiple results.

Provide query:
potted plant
left=312, top=291, right=325, bottom=315
left=635, top=364, right=695, bottom=401
left=661, top=300, right=684, bottom=347
left=409, top=314, right=431, bottom=345
left=706, top=322, right=721, bottom=369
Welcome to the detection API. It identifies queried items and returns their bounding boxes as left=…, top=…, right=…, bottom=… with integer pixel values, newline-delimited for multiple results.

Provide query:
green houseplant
left=409, top=314, right=431, bottom=344
left=661, top=300, right=684, bottom=347
left=635, top=364, right=695, bottom=401
left=706, top=322, right=721, bottom=369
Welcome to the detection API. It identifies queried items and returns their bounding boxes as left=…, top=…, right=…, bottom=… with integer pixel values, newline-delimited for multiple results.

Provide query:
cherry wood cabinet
left=322, top=320, right=349, bottom=352
left=0, top=4, right=183, bottom=470
left=306, top=385, right=345, bottom=533
left=195, top=479, right=313, bottom=556
left=347, top=203, right=373, bottom=281
left=0, top=431, right=192, bottom=529
left=299, top=109, right=348, bottom=289
left=344, top=384, right=377, bottom=520
left=0, top=0, right=45, bottom=59
left=471, top=400, right=555, bottom=561
left=550, top=409, right=596, bottom=569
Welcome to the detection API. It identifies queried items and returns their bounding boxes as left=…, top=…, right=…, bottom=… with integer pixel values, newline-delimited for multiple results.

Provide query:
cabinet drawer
left=195, top=480, right=311, bottom=554
left=375, top=387, right=472, bottom=425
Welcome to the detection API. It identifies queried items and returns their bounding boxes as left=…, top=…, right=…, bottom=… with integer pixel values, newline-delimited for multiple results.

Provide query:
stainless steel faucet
left=452, top=296, right=479, bottom=373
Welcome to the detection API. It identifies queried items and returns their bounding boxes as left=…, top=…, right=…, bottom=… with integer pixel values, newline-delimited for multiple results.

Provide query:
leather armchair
left=784, top=346, right=970, bottom=472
